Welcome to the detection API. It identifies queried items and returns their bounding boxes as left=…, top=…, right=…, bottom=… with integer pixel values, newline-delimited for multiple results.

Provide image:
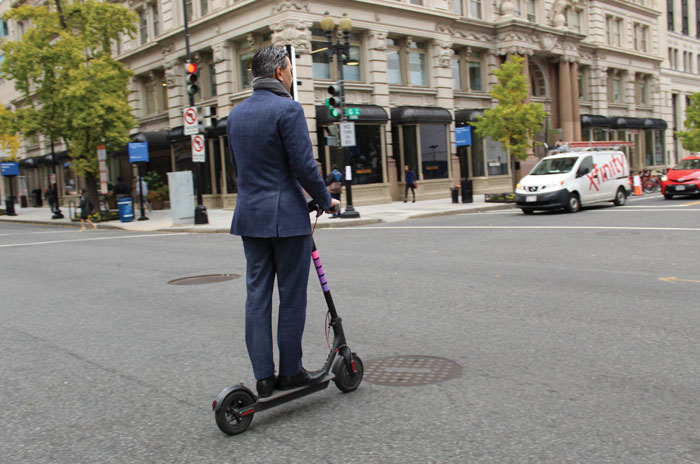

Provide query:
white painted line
left=347, top=225, right=700, bottom=232
left=0, top=230, right=78, bottom=237
left=0, top=233, right=188, bottom=248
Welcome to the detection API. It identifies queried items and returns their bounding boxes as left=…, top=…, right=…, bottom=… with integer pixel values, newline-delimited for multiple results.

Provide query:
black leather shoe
left=256, top=375, right=277, bottom=398
left=278, top=368, right=324, bottom=391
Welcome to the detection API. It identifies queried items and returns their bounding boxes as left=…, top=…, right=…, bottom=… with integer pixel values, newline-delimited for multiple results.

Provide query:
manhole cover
left=363, top=355, right=462, bottom=387
left=597, top=230, right=640, bottom=236
left=167, top=274, right=241, bottom=285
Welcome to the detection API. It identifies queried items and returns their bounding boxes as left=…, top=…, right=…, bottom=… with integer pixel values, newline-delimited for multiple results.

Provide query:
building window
left=200, top=0, right=209, bottom=17
left=668, top=0, right=675, bottom=31
left=637, top=77, right=649, bottom=105
left=682, top=0, right=689, bottom=35
left=328, top=125, right=383, bottom=185
left=386, top=37, right=428, bottom=87
left=311, top=28, right=362, bottom=82
left=571, top=9, right=582, bottom=33
left=408, top=41, right=427, bottom=86
left=410, top=0, right=423, bottom=4
left=0, top=19, right=8, bottom=39
left=578, top=69, right=588, bottom=100
left=697, top=0, right=700, bottom=38
left=420, top=125, right=448, bottom=179
left=526, top=0, right=536, bottom=22
left=606, top=16, right=622, bottom=47
left=152, top=3, right=160, bottom=37
left=451, top=49, right=484, bottom=92
left=634, top=23, right=648, bottom=52
left=138, top=9, right=148, bottom=45
left=237, top=34, right=271, bottom=90
left=452, top=0, right=481, bottom=18
left=485, top=137, right=509, bottom=176
left=529, top=62, right=546, bottom=97
left=386, top=38, right=403, bottom=85
left=608, top=73, right=622, bottom=103
left=142, top=71, right=168, bottom=116
left=209, top=63, right=217, bottom=97
left=185, top=0, right=193, bottom=21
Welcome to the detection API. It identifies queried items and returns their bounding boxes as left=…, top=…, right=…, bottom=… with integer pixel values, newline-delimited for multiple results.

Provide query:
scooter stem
left=311, top=241, right=339, bottom=320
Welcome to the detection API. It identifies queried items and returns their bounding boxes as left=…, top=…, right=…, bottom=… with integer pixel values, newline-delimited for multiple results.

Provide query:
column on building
left=366, top=31, right=395, bottom=193
left=163, top=58, right=184, bottom=126
left=570, top=61, right=581, bottom=141
left=624, top=71, right=636, bottom=113
left=212, top=42, right=233, bottom=117
left=434, top=39, right=457, bottom=184
left=590, top=64, right=608, bottom=115
left=559, top=59, right=574, bottom=141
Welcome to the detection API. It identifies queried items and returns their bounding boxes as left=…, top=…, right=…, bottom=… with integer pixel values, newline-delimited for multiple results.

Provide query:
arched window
left=529, top=62, right=547, bottom=97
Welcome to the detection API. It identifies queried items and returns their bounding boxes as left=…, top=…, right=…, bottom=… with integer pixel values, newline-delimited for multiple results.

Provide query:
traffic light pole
left=325, top=27, right=359, bottom=219
left=182, top=0, right=208, bottom=225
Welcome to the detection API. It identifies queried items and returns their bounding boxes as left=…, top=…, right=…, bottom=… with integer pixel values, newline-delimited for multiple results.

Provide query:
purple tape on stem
left=312, top=252, right=330, bottom=292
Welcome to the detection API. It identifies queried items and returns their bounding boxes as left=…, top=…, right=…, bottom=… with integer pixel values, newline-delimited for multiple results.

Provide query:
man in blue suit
left=227, top=46, right=340, bottom=398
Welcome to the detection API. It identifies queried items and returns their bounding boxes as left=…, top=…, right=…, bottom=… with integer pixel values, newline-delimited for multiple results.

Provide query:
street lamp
left=321, top=12, right=360, bottom=219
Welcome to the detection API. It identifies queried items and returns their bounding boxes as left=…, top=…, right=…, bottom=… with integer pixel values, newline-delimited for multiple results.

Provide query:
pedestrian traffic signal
left=326, top=83, right=342, bottom=119
left=185, top=62, right=199, bottom=96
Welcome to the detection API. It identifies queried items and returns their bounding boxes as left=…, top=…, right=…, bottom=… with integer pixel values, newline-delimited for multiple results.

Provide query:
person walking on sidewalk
left=325, top=165, right=343, bottom=218
left=404, top=164, right=417, bottom=203
left=226, top=46, right=340, bottom=399
left=78, top=189, right=97, bottom=231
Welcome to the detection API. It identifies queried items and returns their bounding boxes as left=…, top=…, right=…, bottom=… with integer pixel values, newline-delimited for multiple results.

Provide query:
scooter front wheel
left=215, top=389, right=255, bottom=435
left=333, top=353, right=364, bottom=393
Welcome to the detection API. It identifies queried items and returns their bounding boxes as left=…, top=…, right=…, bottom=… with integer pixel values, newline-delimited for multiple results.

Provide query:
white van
left=515, top=149, right=631, bottom=213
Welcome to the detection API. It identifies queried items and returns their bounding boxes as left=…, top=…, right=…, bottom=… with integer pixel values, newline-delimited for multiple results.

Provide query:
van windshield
left=530, top=157, right=578, bottom=175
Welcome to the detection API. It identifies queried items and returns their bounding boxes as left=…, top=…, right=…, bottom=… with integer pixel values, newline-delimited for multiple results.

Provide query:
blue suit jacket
left=227, top=89, right=332, bottom=237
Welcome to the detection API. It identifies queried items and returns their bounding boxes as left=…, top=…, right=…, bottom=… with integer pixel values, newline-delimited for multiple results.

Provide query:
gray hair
left=251, top=46, right=289, bottom=78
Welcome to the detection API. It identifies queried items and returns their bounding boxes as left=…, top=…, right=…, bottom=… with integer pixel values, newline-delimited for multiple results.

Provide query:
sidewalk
left=0, top=195, right=515, bottom=233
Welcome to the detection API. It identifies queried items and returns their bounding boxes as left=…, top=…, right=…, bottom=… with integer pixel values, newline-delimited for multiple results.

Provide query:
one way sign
left=192, top=134, right=205, bottom=162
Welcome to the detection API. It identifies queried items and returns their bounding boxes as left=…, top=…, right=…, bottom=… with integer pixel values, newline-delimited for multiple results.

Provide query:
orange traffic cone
left=633, top=175, right=642, bottom=195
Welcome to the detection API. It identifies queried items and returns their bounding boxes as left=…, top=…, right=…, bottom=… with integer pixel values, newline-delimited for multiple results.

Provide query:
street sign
left=192, top=134, right=206, bottom=162
left=455, top=126, right=472, bottom=147
left=345, top=107, right=361, bottom=120
left=339, top=122, right=356, bottom=147
left=97, top=144, right=108, bottom=194
left=184, top=106, right=199, bottom=135
left=128, top=142, right=149, bottom=163
left=97, top=144, right=107, bottom=161
left=1, top=162, right=19, bottom=176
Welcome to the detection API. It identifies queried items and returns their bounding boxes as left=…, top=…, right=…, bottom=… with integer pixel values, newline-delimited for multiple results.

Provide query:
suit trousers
left=241, top=234, right=312, bottom=380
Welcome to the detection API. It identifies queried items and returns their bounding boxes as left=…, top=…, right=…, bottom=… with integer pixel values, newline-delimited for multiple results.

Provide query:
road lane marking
left=0, top=233, right=188, bottom=248
left=681, top=200, right=700, bottom=206
left=347, top=225, right=700, bottom=232
left=659, top=276, right=700, bottom=284
left=0, top=230, right=78, bottom=237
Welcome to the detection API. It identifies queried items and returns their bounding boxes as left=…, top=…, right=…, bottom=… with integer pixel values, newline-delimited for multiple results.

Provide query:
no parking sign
left=192, top=134, right=206, bottom=162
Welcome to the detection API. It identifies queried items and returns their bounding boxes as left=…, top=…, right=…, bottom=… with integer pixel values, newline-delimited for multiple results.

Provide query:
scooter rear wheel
left=334, top=353, right=364, bottom=393
left=215, top=390, right=255, bottom=435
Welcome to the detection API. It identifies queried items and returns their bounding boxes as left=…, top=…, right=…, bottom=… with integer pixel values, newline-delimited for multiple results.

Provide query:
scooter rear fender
left=212, top=384, right=257, bottom=412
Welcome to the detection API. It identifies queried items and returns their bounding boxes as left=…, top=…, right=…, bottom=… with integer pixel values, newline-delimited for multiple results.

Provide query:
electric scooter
left=212, top=200, right=364, bottom=435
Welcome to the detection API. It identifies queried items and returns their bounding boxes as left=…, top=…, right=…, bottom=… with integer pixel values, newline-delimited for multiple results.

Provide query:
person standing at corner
left=404, top=164, right=417, bottom=203
left=325, top=164, right=343, bottom=218
left=226, top=46, right=341, bottom=399
left=78, top=189, right=97, bottom=231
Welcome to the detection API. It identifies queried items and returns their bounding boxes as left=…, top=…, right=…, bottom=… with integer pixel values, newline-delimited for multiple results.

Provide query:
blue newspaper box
left=117, top=197, right=134, bottom=222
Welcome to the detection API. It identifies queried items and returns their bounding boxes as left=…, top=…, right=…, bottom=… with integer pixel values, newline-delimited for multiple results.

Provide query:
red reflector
left=212, top=400, right=217, bottom=409
left=351, top=361, right=357, bottom=373
left=241, top=409, right=254, bottom=416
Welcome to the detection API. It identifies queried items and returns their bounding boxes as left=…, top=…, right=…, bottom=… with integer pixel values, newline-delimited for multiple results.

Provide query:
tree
left=0, top=106, right=20, bottom=161
left=676, top=92, right=700, bottom=152
left=0, top=0, right=136, bottom=201
left=470, top=55, right=546, bottom=182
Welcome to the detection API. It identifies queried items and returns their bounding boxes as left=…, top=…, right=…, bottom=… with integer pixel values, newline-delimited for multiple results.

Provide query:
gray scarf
left=252, top=77, right=292, bottom=99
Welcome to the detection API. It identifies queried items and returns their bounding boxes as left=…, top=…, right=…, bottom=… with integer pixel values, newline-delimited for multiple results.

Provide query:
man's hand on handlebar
left=319, top=199, right=341, bottom=217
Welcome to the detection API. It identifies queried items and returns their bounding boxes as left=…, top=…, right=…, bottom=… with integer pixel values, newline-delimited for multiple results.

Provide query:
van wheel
left=613, top=188, right=627, bottom=206
left=522, top=208, right=534, bottom=214
left=566, top=193, right=581, bottom=213
left=664, top=193, right=674, bottom=200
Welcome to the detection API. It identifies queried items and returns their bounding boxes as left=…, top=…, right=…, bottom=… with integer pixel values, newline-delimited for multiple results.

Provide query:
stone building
left=0, top=0, right=683, bottom=207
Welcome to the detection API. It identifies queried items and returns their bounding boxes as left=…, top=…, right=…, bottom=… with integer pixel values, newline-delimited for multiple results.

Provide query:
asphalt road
left=1, top=193, right=699, bottom=463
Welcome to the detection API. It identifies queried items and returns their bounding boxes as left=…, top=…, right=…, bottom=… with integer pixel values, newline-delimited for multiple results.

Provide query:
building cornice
left=592, top=0, right=662, bottom=18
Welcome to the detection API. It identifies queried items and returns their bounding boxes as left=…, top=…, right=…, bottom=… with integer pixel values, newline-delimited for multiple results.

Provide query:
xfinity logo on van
left=587, top=153, right=626, bottom=191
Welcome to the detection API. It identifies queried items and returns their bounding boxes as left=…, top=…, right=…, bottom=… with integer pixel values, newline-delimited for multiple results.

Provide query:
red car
left=662, top=155, right=700, bottom=199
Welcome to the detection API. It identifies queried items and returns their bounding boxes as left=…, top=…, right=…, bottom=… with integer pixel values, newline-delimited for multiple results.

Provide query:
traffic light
left=326, top=83, right=342, bottom=120
left=185, top=62, right=199, bottom=96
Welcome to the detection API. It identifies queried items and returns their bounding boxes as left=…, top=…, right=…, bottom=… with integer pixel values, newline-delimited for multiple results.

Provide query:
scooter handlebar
left=307, top=197, right=340, bottom=214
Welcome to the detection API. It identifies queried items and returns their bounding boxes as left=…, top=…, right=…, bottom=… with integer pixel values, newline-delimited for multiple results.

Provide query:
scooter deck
left=254, top=374, right=335, bottom=412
